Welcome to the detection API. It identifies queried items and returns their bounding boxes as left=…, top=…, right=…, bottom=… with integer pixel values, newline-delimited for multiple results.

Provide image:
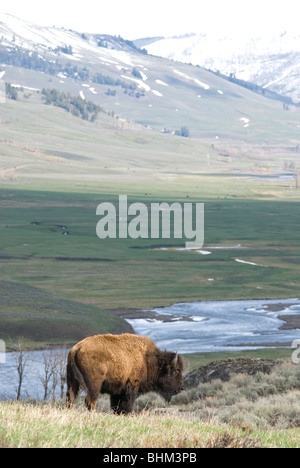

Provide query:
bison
left=66, top=333, right=183, bottom=414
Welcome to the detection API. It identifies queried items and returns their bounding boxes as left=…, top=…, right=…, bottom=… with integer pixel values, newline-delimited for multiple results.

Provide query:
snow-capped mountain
left=0, top=12, right=298, bottom=142
left=144, top=32, right=300, bottom=103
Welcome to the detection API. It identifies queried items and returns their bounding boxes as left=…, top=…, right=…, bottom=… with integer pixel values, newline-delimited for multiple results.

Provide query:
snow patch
left=107, top=49, right=134, bottom=66
left=207, top=244, right=242, bottom=250
left=139, top=71, right=148, bottom=81
left=152, top=89, right=163, bottom=97
left=155, top=79, right=169, bottom=87
left=174, top=69, right=210, bottom=90
left=240, top=117, right=251, bottom=128
left=11, top=84, right=40, bottom=91
left=235, top=259, right=268, bottom=267
left=121, top=74, right=151, bottom=92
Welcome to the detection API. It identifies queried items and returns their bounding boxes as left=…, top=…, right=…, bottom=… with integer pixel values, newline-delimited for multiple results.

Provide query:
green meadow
left=1, top=187, right=300, bottom=348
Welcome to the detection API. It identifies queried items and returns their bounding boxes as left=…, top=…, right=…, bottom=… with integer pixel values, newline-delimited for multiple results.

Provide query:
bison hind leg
left=85, top=395, right=97, bottom=412
left=66, top=369, right=80, bottom=409
left=84, top=383, right=102, bottom=411
left=66, top=385, right=79, bottom=409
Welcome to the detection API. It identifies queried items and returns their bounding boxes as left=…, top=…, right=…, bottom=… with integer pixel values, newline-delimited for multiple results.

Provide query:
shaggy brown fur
left=66, top=333, right=183, bottom=413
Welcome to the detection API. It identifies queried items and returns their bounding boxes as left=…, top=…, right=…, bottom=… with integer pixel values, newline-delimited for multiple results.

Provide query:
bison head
left=156, top=351, right=184, bottom=402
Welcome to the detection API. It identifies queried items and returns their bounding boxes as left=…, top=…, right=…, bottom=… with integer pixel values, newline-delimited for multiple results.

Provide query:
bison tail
left=67, top=348, right=88, bottom=395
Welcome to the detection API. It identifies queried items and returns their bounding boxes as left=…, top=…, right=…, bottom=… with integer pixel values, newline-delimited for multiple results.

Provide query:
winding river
left=126, top=298, right=300, bottom=353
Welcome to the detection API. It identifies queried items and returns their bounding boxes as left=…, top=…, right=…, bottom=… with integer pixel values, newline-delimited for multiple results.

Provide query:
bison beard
left=66, top=333, right=183, bottom=414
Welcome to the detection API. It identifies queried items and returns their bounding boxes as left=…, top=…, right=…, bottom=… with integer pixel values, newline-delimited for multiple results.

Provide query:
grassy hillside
left=1, top=91, right=300, bottom=198
left=0, top=280, right=131, bottom=350
left=0, top=402, right=263, bottom=448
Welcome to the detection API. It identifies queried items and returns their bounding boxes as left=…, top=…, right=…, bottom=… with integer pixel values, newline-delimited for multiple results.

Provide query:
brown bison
left=66, top=333, right=183, bottom=413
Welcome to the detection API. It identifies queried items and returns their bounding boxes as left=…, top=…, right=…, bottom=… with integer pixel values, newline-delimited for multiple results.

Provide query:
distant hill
left=1, top=12, right=299, bottom=141
left=143, top=31, right=300, bottom=104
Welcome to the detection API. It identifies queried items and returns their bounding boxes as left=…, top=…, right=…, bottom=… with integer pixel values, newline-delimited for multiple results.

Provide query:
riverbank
left=108, top=308, right=196, bottom=323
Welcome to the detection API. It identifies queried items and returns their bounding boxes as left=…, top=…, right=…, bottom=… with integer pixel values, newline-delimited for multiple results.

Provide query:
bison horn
left=171, top=351, right=178, bottom=368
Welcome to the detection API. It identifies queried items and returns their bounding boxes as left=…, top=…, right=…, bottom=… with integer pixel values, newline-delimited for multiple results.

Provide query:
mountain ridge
left=143, top=31, right=300, bottom=104
left=1, top=12, right=300, bottom=142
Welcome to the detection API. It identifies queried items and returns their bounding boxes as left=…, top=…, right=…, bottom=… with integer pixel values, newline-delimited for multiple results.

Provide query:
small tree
left=132, top=67, right=142, bottom=79
left=5, top=83, right=18, bottom=100
left=12, top=339, right=32, bottom=400
left=53, top=348, right=68, bottom=400
left=40, top=348, right=68, bottom=401
left=40, top=350, right=56, bottom=400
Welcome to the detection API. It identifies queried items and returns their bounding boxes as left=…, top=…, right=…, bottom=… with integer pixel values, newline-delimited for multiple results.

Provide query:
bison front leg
left=110, top=394, right=135, bottom=415
left=110, top=384, right=137, bottom=415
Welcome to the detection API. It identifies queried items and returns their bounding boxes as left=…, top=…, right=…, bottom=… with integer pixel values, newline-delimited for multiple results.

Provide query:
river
left=126, top=298, right=300, bottom=353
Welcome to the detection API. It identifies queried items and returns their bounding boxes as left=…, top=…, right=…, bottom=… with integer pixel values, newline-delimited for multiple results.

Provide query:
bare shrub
left=11, top=339, right=32, bottom=400
left=39, top=348, right=68, bottom=401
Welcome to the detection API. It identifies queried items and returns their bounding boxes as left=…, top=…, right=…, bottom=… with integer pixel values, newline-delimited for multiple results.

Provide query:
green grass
left=0, top=280, right=130, bottom=350
left=0, top=400, right=298, bottom=448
